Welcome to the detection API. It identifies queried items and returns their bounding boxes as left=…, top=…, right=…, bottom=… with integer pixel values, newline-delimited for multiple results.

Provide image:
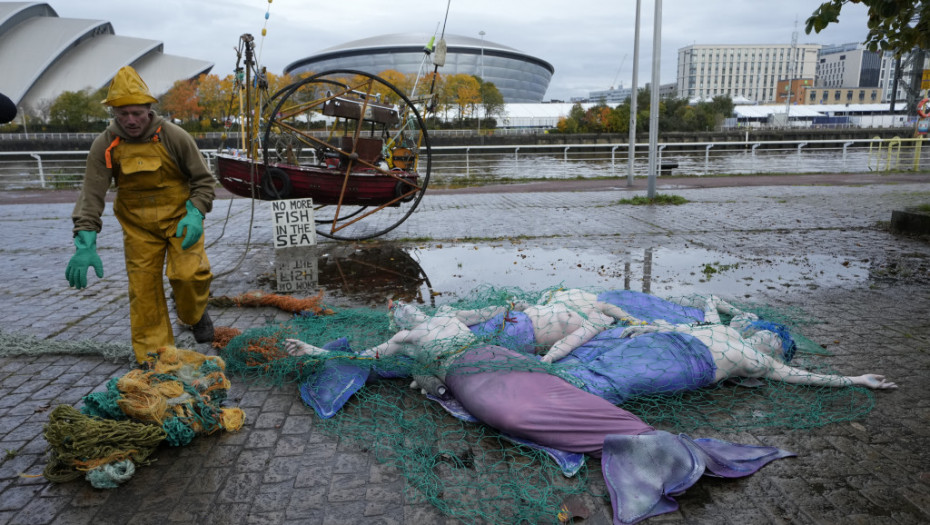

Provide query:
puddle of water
left=272, top=242, right=870, bottom=307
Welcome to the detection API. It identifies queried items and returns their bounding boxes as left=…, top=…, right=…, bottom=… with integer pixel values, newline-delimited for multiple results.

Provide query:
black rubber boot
left=192, top=311, right=214, bottom=343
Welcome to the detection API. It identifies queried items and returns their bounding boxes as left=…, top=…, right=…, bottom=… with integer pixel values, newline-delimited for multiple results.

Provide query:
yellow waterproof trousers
left=112, top=139, right=212, bottom=363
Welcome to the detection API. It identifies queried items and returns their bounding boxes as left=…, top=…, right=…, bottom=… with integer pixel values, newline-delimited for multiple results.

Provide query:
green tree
left=806, top=0, right=930, bottom=52
left=556, top=103, right=586, bottom=133
left=635, top=88, right=651, bottom=133
left=554, top=92, right=733, bottom=135
left=48, top=89, right=108, bottom=131
left=662, top=96, right=733, bottom=132
left=478, top=79, right=505, bottom=125
left=612, top=102, right=631, bottom=135
left=672, top=103, right=699, bottom=131
left=660, top=98, right=689, bottom=132
left=707, top=95, right=735, bottom=118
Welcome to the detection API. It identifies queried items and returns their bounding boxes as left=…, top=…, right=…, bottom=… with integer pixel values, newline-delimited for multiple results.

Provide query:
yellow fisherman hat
left=102, top=66, right=158, bottom=106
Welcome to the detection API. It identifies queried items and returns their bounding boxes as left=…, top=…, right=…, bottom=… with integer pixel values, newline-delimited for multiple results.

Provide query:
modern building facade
left=676, top=43, right=821, bottom=104
left=878, top=49, right=928, bottom=105
left=284, top=33, right=554, bottom=103
left=587, top=85, right=632, bottom=104
left=816, top=43, right=881, bottom=89
left=801, top=86, right=882, bottom=105
left=0, top=2, right=213, bottom=113
left=775, top=78, right=815, bottom=105
left=656, top=82, right=678, bottom=99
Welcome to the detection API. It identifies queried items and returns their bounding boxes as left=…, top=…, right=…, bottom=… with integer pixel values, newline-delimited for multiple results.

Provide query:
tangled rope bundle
left=43, top=346, right=245, bottom=489
left=210, top=289, right=334, bottom=316
left=42, top=405, right=166, bottom=485
left=213, top=326, right=243, bottom=349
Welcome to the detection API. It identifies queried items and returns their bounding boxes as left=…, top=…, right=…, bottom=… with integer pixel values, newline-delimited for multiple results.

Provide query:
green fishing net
left=220, top=286, right=874, bottom=524
left=0, top=329, right=132, bottom=361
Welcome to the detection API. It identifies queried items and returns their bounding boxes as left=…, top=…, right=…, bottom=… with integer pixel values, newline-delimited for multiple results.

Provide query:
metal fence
left=429, top=137, right=929, bottom=184
left=0, top=137, right=926, bottom=190
left=0, top=128, right=544, bottom=142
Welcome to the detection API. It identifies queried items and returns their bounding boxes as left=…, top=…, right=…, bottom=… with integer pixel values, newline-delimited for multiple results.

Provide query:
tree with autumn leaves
left=155, top=69, right=505, bottom=131
left=26, top=66, right=497, bottom=133
left=159, top=71, right=299, bottom=131
left=159, top=79, right=201, bottom=123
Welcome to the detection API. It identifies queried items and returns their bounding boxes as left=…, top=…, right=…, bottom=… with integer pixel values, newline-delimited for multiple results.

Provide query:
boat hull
left=215, top=154, right=419, bottom=206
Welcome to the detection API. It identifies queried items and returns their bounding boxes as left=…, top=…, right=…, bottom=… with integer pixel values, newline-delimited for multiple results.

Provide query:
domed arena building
left=284, top=33, right=554, bottom=103
left=0, top=2, right=212, bottom=111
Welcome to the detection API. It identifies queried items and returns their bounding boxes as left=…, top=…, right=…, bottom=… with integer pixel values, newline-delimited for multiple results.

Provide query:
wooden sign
left=271, top=199, right=316, bottom=248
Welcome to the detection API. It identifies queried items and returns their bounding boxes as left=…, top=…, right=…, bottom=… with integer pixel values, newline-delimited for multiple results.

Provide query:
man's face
left=113, top=105, right=151, bottom=138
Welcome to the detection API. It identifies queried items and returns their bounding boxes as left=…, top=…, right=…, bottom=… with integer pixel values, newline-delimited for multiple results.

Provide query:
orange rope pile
left=210, top=290, right=334, bottom=316
left=220, top=328, right=321, bottom=385
left=239, top=334, right=292, bottom=371
left=212, top=326, right=242, bottom=349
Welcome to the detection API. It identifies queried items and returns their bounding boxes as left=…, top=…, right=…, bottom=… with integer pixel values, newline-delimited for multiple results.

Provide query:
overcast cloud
left=51, top=0, right=872, bottom=101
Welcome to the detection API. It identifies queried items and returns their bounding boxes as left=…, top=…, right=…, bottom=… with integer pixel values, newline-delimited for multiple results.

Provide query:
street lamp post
left=627, top=0, right=641, bottom=186
left=479, top=30, right=485, bottom=78
left=478, top=30, right=485, bottom=134
left=646, top=0, right=662, bottom=198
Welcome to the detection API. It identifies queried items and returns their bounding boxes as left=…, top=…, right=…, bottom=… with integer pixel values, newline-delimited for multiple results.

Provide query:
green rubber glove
left=176, top=200, right=204, bottom=250
left=66, top=230, right=104, bottom=289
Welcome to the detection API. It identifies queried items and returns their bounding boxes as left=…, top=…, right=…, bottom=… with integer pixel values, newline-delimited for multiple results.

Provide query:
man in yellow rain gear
left=66, top=66, right=216, bottom=363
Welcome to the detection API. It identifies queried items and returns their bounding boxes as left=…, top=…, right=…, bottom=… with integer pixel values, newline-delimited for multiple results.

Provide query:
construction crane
left=611, top=53, right=629, bottom=90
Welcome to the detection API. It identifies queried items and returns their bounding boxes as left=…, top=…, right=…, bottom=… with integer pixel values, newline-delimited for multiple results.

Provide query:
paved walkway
left=1, top=172, right=929, bottom=524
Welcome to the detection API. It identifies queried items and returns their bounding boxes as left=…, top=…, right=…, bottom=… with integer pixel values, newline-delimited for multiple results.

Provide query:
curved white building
left=284, top=33, right=554, bottom=103
left=0, top=2, right=212, bottom=110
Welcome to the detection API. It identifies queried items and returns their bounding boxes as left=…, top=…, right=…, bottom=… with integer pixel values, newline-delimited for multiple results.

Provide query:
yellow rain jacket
left=72, top=113, right=216, bottom=362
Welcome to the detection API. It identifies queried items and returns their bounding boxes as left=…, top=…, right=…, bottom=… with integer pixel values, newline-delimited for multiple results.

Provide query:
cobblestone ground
left=1, top=177, right=929, bottom=524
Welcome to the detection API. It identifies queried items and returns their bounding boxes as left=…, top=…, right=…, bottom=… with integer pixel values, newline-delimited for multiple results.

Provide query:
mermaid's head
left=741, top=320, right=796, bottom=362
left=388, top=299, right=428, bottom=331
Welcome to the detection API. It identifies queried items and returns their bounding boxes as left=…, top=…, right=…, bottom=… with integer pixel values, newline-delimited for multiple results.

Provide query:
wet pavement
left=1, top=172, right=930, bottom=524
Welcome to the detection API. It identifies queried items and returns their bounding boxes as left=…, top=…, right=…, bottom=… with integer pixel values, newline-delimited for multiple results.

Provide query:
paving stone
left=0, top=485, right=42, bottom=512
left=1, top=180, right=929, bottom=524
left=5, top=495, right=69, bottom=525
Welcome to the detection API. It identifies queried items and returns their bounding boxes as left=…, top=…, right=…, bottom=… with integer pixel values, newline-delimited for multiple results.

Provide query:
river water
left=428, top=144, right=919, bottom=184
left=0, top=139, right=924, bottom=190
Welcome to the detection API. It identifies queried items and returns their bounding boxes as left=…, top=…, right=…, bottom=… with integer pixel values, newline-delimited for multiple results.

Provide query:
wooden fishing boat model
left=216, top=34, right=433, bottom=241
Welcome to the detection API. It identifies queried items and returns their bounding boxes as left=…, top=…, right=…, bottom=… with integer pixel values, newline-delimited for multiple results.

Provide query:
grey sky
left=51, top=0, right=872, bottom=101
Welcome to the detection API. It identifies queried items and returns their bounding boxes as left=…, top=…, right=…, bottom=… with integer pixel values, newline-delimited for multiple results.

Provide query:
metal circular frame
left=261, top=69, right=431, bottom=241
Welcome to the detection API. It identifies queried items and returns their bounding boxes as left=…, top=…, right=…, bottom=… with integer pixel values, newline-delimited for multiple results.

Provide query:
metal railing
left=0, top=137, right=926, bottom=191
left=0, top=128, right=546, bottom=142
left=426, top=137, right=929, bottom=184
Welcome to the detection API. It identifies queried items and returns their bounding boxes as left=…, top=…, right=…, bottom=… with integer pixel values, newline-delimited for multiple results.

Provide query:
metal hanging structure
left=216, top=30, right=438, bottom=241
